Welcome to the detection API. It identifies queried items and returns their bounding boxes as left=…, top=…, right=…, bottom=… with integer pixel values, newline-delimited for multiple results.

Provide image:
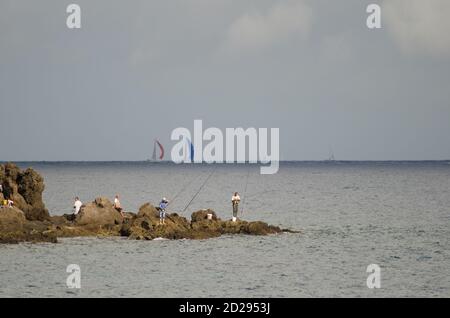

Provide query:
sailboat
left=183, top=137, right=194, bottom=162
left=327, top=152, right=335, bottom=161
left=150, top=139, right=165, bottom=161
left=326, top=148, right=335, bottom=162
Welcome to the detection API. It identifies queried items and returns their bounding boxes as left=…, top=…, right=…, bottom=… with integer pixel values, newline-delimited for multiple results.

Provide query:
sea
left=0, top=161, right=449, bottom=297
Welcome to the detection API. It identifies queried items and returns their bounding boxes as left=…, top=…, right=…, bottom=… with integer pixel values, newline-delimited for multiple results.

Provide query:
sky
left=0, top=0, right=449, bottom=161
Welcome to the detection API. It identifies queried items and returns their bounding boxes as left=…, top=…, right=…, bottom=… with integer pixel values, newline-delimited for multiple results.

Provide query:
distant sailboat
left=184, top=137, right=194, bottom=162
left=326, top=148, right=335, bottom=161
left=328, top=152, right=335, bottom=161
left=151, top=139, right=165, bottom=161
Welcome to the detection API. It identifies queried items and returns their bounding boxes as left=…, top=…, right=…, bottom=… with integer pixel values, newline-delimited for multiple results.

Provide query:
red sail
left=156, top=140, right=164, bottom=160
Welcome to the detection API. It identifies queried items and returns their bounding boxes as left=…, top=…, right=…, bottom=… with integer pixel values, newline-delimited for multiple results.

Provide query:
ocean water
left=1, top=161, right=450, bottom=297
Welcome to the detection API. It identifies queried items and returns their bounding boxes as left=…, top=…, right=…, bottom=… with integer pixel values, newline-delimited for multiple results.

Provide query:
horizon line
left=2, top=160, right=450, bottom=163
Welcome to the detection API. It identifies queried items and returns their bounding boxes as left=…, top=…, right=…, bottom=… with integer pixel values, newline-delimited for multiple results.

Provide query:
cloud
left=223, top=0, right=313, bottom=52
left=383, top=0, right=450, bottom=57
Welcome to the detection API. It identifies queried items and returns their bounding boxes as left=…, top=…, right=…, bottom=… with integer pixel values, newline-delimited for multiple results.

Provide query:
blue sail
left=185, top=137, right=194, bottom=162
left=190, top=140, right=194, bottom=162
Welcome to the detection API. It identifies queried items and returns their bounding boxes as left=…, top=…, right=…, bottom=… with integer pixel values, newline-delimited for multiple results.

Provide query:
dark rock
left=221, top=220, right=248, bottom=234
left=191, top=209, right=219, bottom=222
left=120, top=223, right=132, bottom=236
left=246, top=221, right=281, bottom=235
left=141, top=220, right=151, bottom=230
left=137, top=203, right=159, bottom=218
left=61, top=214, right=76, bottom=222
left=0, top=207, right=26, bottom=233
left=0, top=207, right=57, bottom=244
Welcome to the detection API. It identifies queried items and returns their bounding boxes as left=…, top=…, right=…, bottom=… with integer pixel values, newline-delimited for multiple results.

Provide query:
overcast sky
left=1, top=0, right=449, bottom=161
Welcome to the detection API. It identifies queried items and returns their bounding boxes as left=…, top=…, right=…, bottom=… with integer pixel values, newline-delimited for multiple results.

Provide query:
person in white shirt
left=231, top=192, right=241, bottom=221
left=114, top=194, right=124, bottom=218
left=73, top=197, right=83, bottom=215
left=7, top=199, right=14, bottom=208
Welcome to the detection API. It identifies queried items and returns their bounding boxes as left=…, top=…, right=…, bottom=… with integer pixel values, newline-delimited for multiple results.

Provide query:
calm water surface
left=1, top=162, right=449, bottom=297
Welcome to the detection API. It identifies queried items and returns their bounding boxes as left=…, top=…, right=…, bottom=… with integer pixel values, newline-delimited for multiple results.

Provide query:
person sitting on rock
left=73, top=197, right=83, bottom=215
left=159, top=197, right=168, bottom=225
left=7, top=199, right=14, bottom=208
left=231, top=192, right=241, bottom=221
left=113, top=194, right=124, bottom=218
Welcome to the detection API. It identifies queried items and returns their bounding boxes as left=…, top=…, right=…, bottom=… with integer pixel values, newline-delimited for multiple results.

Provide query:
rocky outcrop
left=191, top=209, right=218, bottom=222
left=120, top=203, right=193, bottom=240
left=120, top=206, right=283, bottom=241
left=0, top=163, right=295, bottom=244
left=1, top=200, right=290, bottom=243
left=0, top=207, right=26, bottom=232
left=75, top=197, right=123, bottom=227
left=0, top=163, right=55, bottom=243
left=0, top=163, right=49, bottom=221
left=0, top=207, right=56, bottom=244
left=137, top=203, right=159, bottom=218
left=52, top=202, right=286, bottom=241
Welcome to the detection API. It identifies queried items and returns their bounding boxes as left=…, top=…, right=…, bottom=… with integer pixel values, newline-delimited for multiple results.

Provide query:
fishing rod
left=240, top=166, right=251, bottom=215
left=167, top=167, right=203, bottom=210
left=181, top=166, right=216, bottom=213
left=156, top=166, right=203, bottom=223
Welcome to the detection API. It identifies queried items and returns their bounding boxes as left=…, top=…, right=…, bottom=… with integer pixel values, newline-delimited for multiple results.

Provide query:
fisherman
left=231, top=192, right=240, bottom=221
left=159, top=197, right=168, bottom=225
left=73, top=197, right=83, bottom=215
left=113, top=194, right=124, bottom=218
